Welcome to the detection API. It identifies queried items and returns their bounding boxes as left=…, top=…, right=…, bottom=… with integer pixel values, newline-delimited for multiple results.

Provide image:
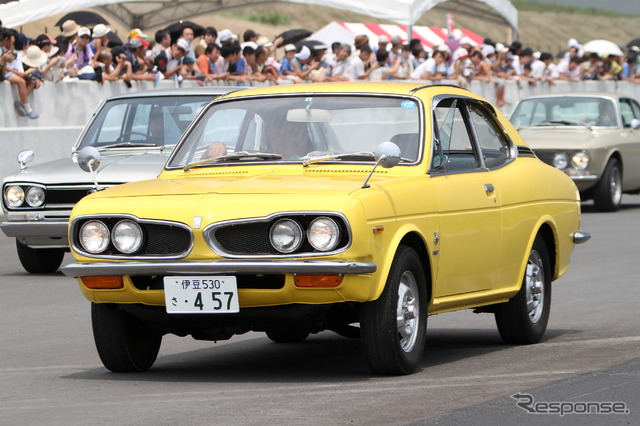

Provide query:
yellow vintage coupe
left=63, top=82, right=589, bottom=375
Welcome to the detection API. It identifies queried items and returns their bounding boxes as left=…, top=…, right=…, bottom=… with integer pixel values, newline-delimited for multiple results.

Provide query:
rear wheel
left=360, top=246, right=427, bottom=375
left=593, top=158, right=622, bottom=212
left=495, top=236, right=551, bottom=344
left=92, top=303, right=162, bottom=372
left=16, top=240, right=64, bottom=274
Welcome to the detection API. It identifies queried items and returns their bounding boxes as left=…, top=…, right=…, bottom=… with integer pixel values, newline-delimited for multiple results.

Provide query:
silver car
left=2, top=88, right=237, bottom=273
left=510, top=93, right=640, bottom=212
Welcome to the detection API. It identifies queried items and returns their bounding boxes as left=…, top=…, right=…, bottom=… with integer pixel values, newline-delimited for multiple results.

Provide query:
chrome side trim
left=570, top=175, right=600, bottom=182
left=62, top=259, right=377, bottom=278
left=572, top=231, right=591, bottom=244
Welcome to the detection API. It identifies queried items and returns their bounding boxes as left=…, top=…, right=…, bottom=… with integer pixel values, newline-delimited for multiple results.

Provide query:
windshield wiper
left=99, top=142, right=159, bottom=149
left=302, top=152, right=377, bottom=166
left=538, top=120, right=589, bottom=128
left=183, top=151, right=282, bottom=171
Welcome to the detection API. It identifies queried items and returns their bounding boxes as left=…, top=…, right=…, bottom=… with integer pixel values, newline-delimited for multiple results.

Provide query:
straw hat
left=61, top=20, right=80, bottom=37
left=22, top=45, right=48, bottom=68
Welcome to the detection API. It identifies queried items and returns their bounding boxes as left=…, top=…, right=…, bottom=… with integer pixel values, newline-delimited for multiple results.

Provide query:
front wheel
left=360, top=246, right=427, bottom=375
left=593, top=158, right=622, bottom=212
left=92, top=303, right=162, bottom=372
left=495, top=235, right=551, bottom=344
left=16, top=240, right=64, bottom=274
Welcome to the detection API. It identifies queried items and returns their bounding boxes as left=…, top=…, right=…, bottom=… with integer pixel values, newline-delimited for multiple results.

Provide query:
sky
left=529, top=0, right=640, bottom=15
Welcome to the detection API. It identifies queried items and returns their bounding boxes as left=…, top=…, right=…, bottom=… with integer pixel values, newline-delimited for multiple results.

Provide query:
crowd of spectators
left=2, top=15, right=640, bottom=119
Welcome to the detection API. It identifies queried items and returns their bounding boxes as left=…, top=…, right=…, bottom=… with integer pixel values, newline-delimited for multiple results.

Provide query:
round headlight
left=5, top=186, right=25, bottom=208
left=112, top=220, right=143, bottom=254
left=79, top=221, right=110, bottom=254
left=571, top=151, right=590, bottom=170
left=308, top=217, right=341, bottom=252
left=270, top=219, right=303, bottom=254
left=553, top=152, right=570, bottom=170
left=25, top=186, right=45, bottom=207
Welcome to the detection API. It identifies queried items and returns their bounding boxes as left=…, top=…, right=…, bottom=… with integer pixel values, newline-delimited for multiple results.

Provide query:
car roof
left=104, top=86, right=244, bottom=102
left=223, top=82, right=475, bottom=99
left=520, top=92, right=630, bottom=101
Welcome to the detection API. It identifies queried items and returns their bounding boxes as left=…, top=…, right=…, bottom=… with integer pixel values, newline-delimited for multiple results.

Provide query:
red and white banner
left=311, top=21, right=483, bottom=50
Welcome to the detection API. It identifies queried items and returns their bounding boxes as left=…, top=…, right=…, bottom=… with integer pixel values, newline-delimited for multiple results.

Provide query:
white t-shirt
left=410, top=58, right=436, bottom=79
left=552, top=61, right=580, bottom=79
left=349, top=56, right=366, bottom=80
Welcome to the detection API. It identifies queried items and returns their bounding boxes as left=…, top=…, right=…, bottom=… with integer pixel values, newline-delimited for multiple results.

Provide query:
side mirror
left=362, top=142, right=401, bottom=188
left=374, top=141, right=401, bottom=168
left=631, top=118, right=640, bottom=131
left=77, top=147, right=102, bottom=191
left=17, top=150, right=34, bottom=170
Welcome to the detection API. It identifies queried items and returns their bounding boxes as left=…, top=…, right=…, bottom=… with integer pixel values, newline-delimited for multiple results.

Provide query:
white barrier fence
left=2, top=78, right=640, bottom=178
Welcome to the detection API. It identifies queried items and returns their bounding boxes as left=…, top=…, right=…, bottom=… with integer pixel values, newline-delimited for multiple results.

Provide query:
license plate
left=164, top=276, right=239, bottom=314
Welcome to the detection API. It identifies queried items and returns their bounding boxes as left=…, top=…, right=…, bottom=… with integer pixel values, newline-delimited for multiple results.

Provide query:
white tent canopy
left=1, top=0, right=517, bottom=35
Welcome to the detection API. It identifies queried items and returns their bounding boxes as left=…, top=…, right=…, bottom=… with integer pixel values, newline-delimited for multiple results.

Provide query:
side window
left=631, top=100, right=640, bottom=119
left=620, top=100, right=634, bottom=127
left=468, top=103, right=511, bottom=168
left=432, top=98, right=480, bottom=172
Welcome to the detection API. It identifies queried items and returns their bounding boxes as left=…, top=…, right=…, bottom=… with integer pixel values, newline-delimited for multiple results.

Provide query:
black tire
left=495, top=235, right=551, bottom=344
left=593, top=158, right=622, bottom=212
left=265, top=327, right=310, bottom=343
left=360, top=246, right=427, bottom=375
left=91, top=303, right=162, bottom=372
left=16, top=240, right=65, bottom=274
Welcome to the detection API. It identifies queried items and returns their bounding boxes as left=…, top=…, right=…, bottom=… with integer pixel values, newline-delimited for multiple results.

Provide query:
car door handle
left=484, top=184, right=495, bottom=193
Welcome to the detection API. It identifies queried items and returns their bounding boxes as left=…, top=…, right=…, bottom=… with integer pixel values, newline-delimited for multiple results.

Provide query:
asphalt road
left=1, top=197, right=639, bottom=425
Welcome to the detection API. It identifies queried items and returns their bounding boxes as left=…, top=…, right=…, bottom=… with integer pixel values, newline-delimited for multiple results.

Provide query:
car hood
left=517, top=127, right=616, bottom=150
left=2, top=151, right=168, bottom=185
left=94, top=171, right=375, bottom=198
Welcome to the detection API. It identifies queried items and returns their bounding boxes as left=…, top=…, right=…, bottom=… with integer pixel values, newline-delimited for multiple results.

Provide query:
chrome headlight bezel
left=270, top=218, right=304, bottom=254
left=4, top=185, right=25, bottom=208
left=571, top=150, right=590, bottom=170
left=307, top=217, right=341, bottom=252
left=79, top=220, right=110, bottom=254
left=111, top=220, right=144, bottom=254
left=25, top=186, right=46, bottom=207
left=553, top=152, right=570, bottom=170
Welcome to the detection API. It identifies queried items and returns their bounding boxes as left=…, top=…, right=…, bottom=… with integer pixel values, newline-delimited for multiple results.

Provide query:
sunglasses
left=79, top=35, right=91, bottom=39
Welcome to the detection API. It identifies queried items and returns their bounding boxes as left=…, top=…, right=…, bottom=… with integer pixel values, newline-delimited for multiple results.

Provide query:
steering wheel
left=114, top=131, right=149, bottom=143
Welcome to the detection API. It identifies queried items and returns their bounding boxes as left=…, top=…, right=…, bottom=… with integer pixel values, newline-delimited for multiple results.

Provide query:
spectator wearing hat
left=125, top=36, right=155, bottom=80
left=197, top=43, right=229, bottom=82
left=1, top=28, right=39, bottom=118
left=388, top=36, right=403, bottom=64
left=279, top=44, right=301, bottom=82
left=129, top=28, right=147, bottom=41
left=292, top=45, right=319, bottom=82
left=218, top=29, right=236, bottom=45
left=182, top=55, right=205, bottom=82
left=376, top=35, right=389, bottom=57
left=34, top=34, right=61, bottom=80
left=256, top=35, right=282, bottom=57
left=62, top=27, right=96, bottom=76
left=89, top=24, right=111, bottom=60
left=57, top=20, right=79, bottom=52
left=155, top=37, right=189, bottom=78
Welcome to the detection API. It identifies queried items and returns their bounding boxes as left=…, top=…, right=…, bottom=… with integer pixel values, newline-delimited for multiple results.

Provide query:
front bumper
left=1, top=220, right=69, bottom=247
left=62, top=259, right=377, bottom=278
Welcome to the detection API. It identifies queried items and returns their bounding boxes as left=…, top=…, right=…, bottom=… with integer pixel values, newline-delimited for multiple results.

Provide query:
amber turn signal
left=294, top=274, right=343, bottom=288
left=81, top=275, right=124, bottom=289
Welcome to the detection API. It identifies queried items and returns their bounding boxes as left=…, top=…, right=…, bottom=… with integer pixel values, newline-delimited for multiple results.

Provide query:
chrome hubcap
left=396, top=271, right=419, bottom=352
left=525, top=250, right=545, bottom=323
left=611, top=167, right=622, bottom=206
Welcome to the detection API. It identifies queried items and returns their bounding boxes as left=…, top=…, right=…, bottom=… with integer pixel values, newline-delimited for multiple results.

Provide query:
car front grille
left=130, top=274, right=286, bottom=291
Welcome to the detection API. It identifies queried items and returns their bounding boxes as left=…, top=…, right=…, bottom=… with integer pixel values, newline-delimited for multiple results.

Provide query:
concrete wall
left=2, top=78, right=640, bottom=178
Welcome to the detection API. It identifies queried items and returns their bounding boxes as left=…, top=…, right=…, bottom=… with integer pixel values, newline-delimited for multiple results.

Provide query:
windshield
left=167, top=95, right=422, bottom=168
left=510, top=97, right=619, bottom=128
left=77, top=95, right=213, bottom=151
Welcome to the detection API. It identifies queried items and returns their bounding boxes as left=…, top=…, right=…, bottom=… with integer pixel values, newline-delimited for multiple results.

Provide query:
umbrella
left=276, top=29, right=312, bottom=47
left=582, top=39, right=624, bottom=57
left=294, top=39, right=328, bottom=51
left=627, top=38, right=640, bottom=50
left=106, top=32, right=123, bottom=48
left=55, top=11, right=108, bottom=28
left=164, top=20, right=205, bottom=40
